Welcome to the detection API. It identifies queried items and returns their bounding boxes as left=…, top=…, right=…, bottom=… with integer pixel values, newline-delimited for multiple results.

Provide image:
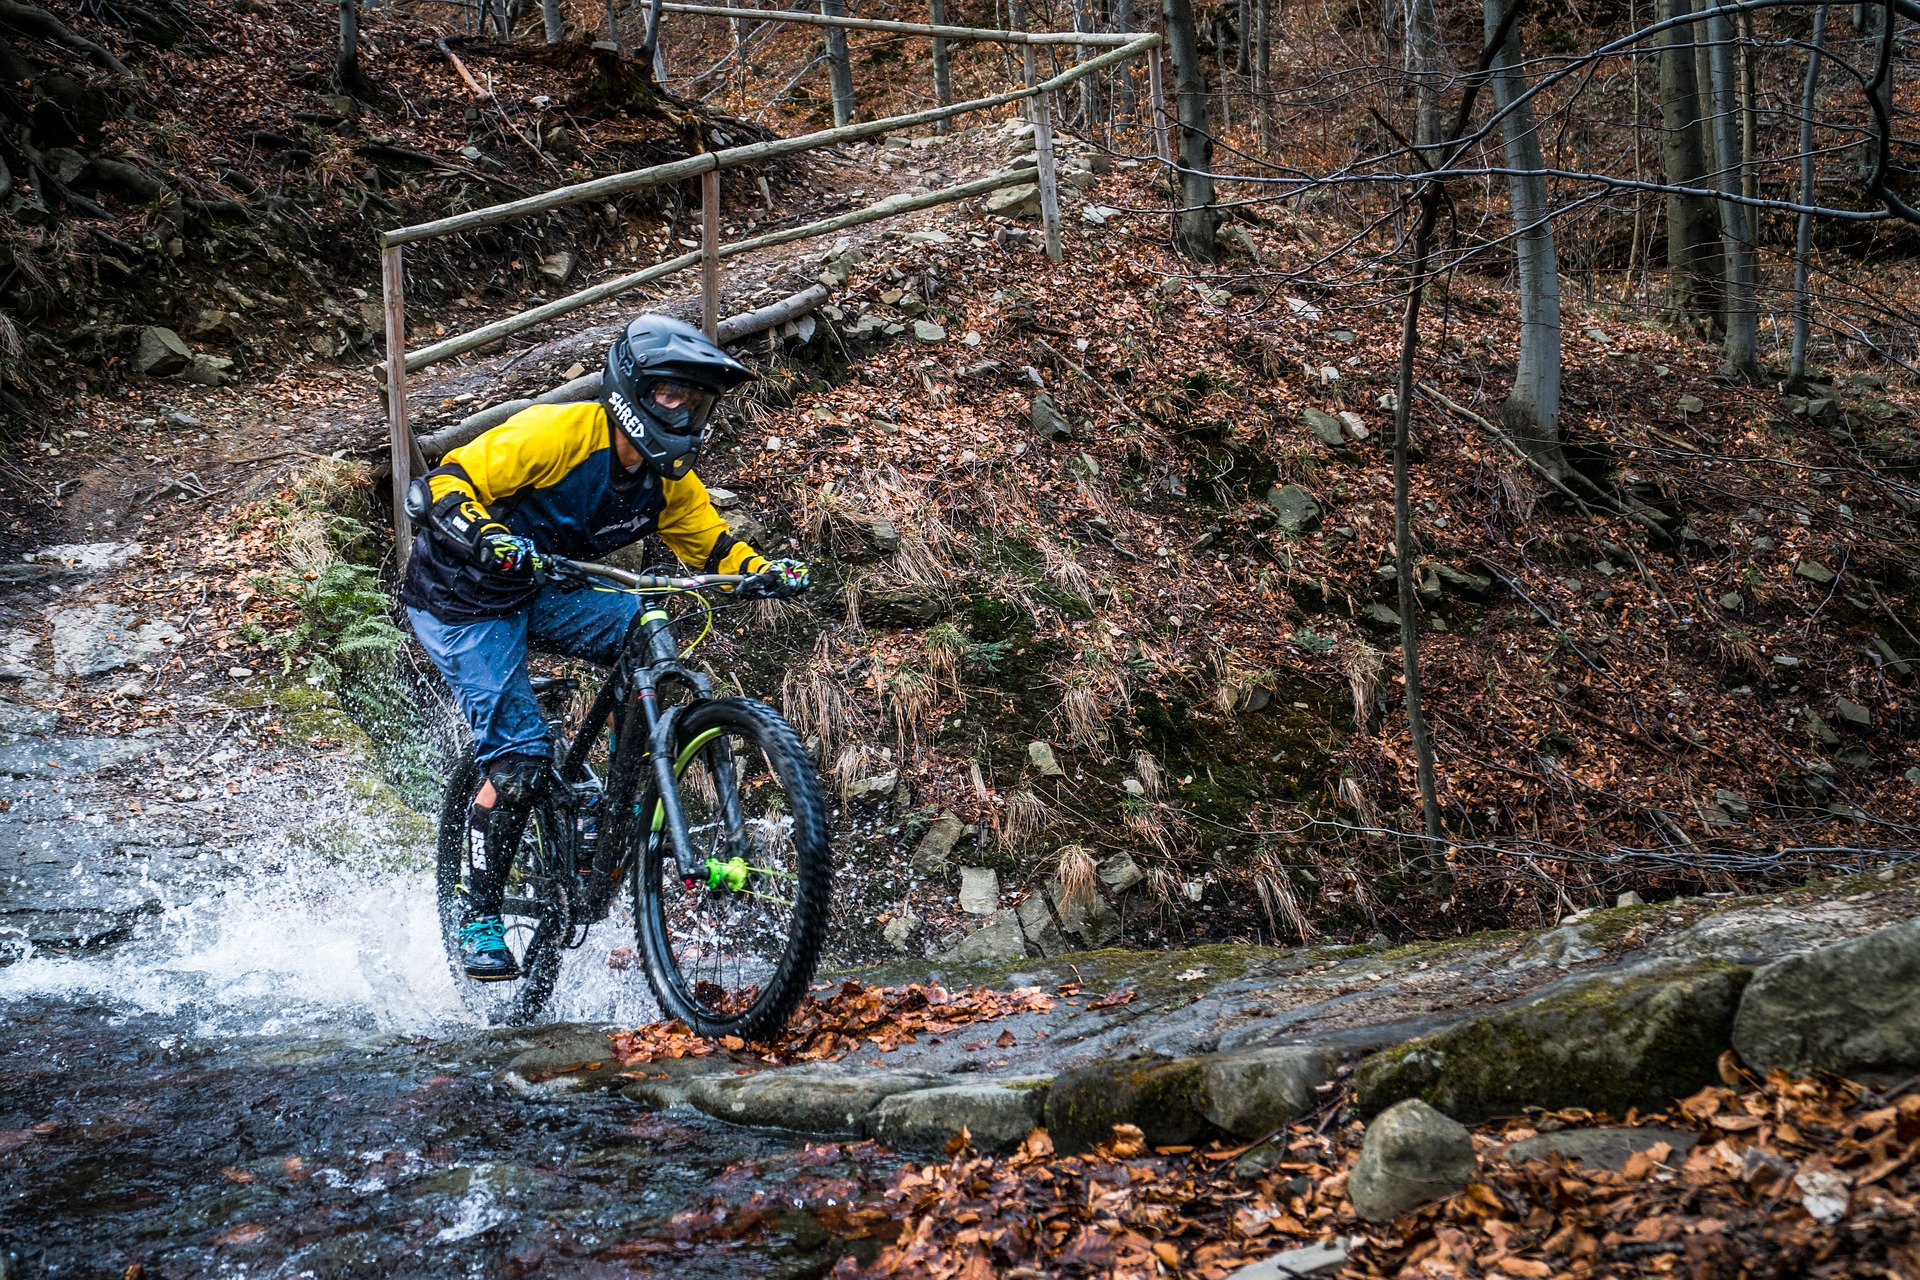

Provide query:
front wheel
left=633, top=697, right=832, bottom=1040
left=435, top=756, right=570, bottom=1026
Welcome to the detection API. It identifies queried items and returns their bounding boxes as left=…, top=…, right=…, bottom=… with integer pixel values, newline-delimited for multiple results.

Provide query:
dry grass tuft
left=1050, top=843, right=1100, bottom=915
left=999, top=786, right=1052, bottom=850
left=1132, top=750, right=1164, bottom=799
left=1343, top=641, right=1384, bottom=735
left=1248, top=849, right=1314, bottom=944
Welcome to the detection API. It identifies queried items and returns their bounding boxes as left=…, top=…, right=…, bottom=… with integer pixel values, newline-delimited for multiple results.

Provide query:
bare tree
left=1656, top=0, right=1721, bottom=325
left=930, top=0, right=953, bottom=132
left=1484, top=0, right=1566, bottom=478
left=542, top=0, right=564, bottom=43
left=336, top=0, right=377, bottom=98
left=1706, top=6, right=1758, bottom=378
left=1791, top=4, right=1830, bottom=381
left=1163, top=0, right=1218, bottom=259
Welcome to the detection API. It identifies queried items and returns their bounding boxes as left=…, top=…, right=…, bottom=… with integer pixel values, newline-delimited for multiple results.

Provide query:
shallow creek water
left=0, top=840, right=893, bottom=1279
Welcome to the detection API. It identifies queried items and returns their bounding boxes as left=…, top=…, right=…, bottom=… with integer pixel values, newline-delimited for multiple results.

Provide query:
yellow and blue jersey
left=400, top=401, right=765, bottom=623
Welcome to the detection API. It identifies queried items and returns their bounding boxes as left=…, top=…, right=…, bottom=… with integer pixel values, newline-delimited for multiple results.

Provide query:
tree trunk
left=1706, top=7, right=1757, bottom=379
left=1484, top=0, right=1566, bottom=478
left=1406, top=0, right=1441, bottom=157
left=336, top=0, right=373, bottom=97
left=821, top=0, right=857, bottom=126
left=1074, top=0, right=1098, bottom=128
left=1791, top=4, right=1829, bottom=382
left=1656, top=0, right=1721, bottom=325
left=541, top=0, right=563, bottom=41
left=1395, top=196, right=1445, bottom=846
left=1163, top=0, right=1218, bottom=259
left=1113, top=0, right=1137, bottom=125
left=1254, top=0, right=1270, bottom=150
left=1236, top=0, right=1250, bottom=74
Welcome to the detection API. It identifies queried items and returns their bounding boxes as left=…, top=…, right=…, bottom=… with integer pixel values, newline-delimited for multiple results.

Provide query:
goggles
left=641, top=379, right=719, bottom=434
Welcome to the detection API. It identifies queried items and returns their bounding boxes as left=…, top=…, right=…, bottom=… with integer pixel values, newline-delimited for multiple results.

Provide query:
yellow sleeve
left=426, top=403, right=605, bottom=509
left=658, top=472, right=768, bottom=575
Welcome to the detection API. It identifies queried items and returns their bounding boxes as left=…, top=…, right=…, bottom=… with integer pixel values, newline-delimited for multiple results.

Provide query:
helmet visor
left=642, top=379, right=719, bottom=435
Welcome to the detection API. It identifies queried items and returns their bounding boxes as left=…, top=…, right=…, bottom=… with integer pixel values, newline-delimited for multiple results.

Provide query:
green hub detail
left=705, top=856, right=751, bottom=892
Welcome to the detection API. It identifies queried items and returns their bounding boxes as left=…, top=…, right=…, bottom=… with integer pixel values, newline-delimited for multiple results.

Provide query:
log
left=415, top=283, right=832, bottom=460
left=660, top=2, right=1136, bottom=45
left=381, top=33, right=1156, bottom=247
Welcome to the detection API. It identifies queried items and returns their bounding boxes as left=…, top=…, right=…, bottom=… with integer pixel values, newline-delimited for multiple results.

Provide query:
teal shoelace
left=460, top=918, right=507, bottom=950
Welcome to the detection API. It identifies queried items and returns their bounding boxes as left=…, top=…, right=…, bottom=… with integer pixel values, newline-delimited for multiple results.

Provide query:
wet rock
left=134, top=326, right=192, bottom=377
left=1354, top=964, right=1749, bottom=1123
left=959, top=867, right=1000, bottom=915
left=912, top=812, right=965, bottom=873
left=0, top=736, right=150, bottom=779
left=24, top=541, right=141, bottom=574
left=1201, top=1047, right=1337, bottom=1139
left=882, top=908, right=922, bottom=952
left=618, top=1055, right=741, bottom=1110
left=1732, top=918, right=1920, bottom=1077
left=684, top=1065, right=943, bottom=1135
left=498, top=1030, right=627, bottom=1097
left=1016, top=892, right=1069, bottom=957
left=942, top=908, right=1026, bottom=961
left=1348, top=1099, right=1477, bottom=1223
left=1795, top=559, right=1836, bottom=585
left=1047, top=1056, right=1210, bottom=1152
left=48, top=604, right=181, bottom=678
left=1027, top=740, right=1065, bottom=777
left=1030, top=394, right=1071, bottom=443
left=1048, top=874, right=1120, bottom=948
left=1264, top=484, right=1322, bottom=535
left=1505, top=1126, right=1698, bottom=1172
left=868, top=1080, right=1050, bottom=1154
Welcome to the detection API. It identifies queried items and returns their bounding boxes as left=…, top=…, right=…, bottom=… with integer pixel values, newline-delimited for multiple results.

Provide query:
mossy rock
left=1046, top=1056, right=1210, bottom=1153
left=1353, top=962, right=1751, bottom=1123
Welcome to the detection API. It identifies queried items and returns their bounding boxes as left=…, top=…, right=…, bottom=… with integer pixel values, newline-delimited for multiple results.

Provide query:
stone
left=1505, top=1126, right=1698, bottom=1172
left=1720, top=592, right=1744, bottom=611
left=1365, top=602, right=1402, bottom=629
left=1027, top=740, right=1065, bottom=777
left=1347, top=1099, right=1477, bottom=1223
left=1047, top=1057, right=1211, bottom=1152
left=861, top=584, right=947, bottom=626
left=1715, top=789, right=1751, bottom=818
left=1015, top=892, right=1069, bottom=956
left=1098, top=852, right=1144, bottom=894
left=959, top=866, right=1000, bottom=915
left=868, top=1081, right=1050, bottom=1154
left=1795, top=559, right=1837, bottom=585
left=1677, top=395, right=1704, bottom=414
left=1300, top=407, right=1346, bottom=448
left=1616, top=891, right=1644, bottom=908
left=183, top=354, right=234, bottom=387
left=1048, top=875, right=1121, bottom=948
left=684, top=1065, right=942, bottom=1135
left=984, top=182, right=1042, bottom=217
left=1871, top=636, right=1912, bottom=678
left=1834, top=697, right=1872, bottom=728
left=1432, top=563, right=1493, bottom=599
left=1223, top=1238, right=1358, bottom=1278
left=133, top=327, right=192, bottom=377
left=942, top=908, right=1027, bottom=961
left=25, top=542, right=141, bottom=573
left=537, top=252, right=576, bottom=285
left=1265, top=484, right=1323, bottom=535
left=47, top=605, right=182, bottom=678
left=1353, top=964, right=1750, bottom=1123
left=882, top=909, right=921, bottom=951
left=1337, top=410, right=1370, bottom=441
left=1732, top=919, right=1920, bottom=1077
left=1201, top=1047, right=1337, bottom=1139
left=867, top=519, right=901, bottom=554
left=498, top=1030, right=628, bottom=1097
left=912, top=812, right=965, bottom=873
left=912, top=320, right=947, bottom=343
left=1059, top=167, right=1099, bottom=192
left=849, top=770, right=900, bottom=799
left=1031, top=394, right=1071, bottom=443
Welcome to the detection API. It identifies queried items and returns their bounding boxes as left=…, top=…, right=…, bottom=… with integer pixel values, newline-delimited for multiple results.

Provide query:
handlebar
left=543, top=555, right=750, bottom=592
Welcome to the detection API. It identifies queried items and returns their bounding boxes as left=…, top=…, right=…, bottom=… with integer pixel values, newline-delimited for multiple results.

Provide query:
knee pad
left=485, top=753, right=547, bottom=808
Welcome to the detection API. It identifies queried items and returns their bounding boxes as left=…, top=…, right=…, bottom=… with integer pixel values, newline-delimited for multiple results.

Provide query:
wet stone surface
left=0, top=1000, right=901, bottom=1279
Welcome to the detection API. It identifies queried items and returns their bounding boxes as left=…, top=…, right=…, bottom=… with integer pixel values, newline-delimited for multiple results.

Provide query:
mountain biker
left=401, top=314, right=809, bottom=981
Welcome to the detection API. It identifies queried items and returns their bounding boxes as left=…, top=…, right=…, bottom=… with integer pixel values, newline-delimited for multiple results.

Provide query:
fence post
left=821, top=0, right=856, bottom=126
left=381, top=243, right=414, bottom=572
left=700, top=168, right=721, bottom=338
left=1033, top=81, right=1062, bottom=262
left=929, top=0, right=952, bottom=132
left=1148, top=42, right=1170, bottom=167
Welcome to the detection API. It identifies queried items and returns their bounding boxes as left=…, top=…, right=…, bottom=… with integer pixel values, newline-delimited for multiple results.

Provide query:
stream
left=0, top=749, right=893, bottom=1280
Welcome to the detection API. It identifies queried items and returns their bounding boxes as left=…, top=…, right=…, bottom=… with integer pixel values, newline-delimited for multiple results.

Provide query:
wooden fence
left=381, top=6, right=1166, bottom=565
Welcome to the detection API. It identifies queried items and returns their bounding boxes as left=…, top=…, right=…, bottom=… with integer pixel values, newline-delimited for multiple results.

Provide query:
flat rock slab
left=0, top=736, right=152, bottom=779
left=0, top=821, right=218, bottom=961
left=1504, top=1126, right=1699, bottom=1172
left=868, top=1080, right=1050, bottom=1154
left=1225, top=1237, right=1359, bottom=1278
left=499, top=1031, right=632, bottom=1097
left=1732, top=918, right=1920, bottom=1077
left=46, top=604, right=182, bottom=678
left=684, top=1065, right=944, bottom=1135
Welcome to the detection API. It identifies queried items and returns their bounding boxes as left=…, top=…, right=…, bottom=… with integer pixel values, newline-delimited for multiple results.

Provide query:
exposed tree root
left=0, top=0, right=132, bottom=76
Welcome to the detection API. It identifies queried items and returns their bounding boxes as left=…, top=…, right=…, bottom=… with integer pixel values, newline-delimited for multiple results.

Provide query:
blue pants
left=408, top=585, right=641, bottom=765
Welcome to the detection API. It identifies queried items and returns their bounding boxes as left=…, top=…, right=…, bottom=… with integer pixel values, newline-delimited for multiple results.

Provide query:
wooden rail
left=381, top=16, right=1166, bottom=567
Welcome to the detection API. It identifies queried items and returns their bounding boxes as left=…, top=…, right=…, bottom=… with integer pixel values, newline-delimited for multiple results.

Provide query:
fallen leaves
left=610, top=980, right=1054, bottom=1067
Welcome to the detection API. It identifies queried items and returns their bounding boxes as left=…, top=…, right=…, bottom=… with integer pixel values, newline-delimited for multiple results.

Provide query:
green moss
left=1046, top=1056, right=1211, bottom=1152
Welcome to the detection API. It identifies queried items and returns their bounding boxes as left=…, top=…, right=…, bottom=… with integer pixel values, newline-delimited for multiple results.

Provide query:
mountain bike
left=433, top=556, right=832, bottom=1034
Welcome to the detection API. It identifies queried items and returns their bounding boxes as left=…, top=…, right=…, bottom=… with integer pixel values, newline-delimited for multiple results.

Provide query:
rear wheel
left=632, top=697, right=832, bottom=1040
left=435, top=756, right=570, bottom=1025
